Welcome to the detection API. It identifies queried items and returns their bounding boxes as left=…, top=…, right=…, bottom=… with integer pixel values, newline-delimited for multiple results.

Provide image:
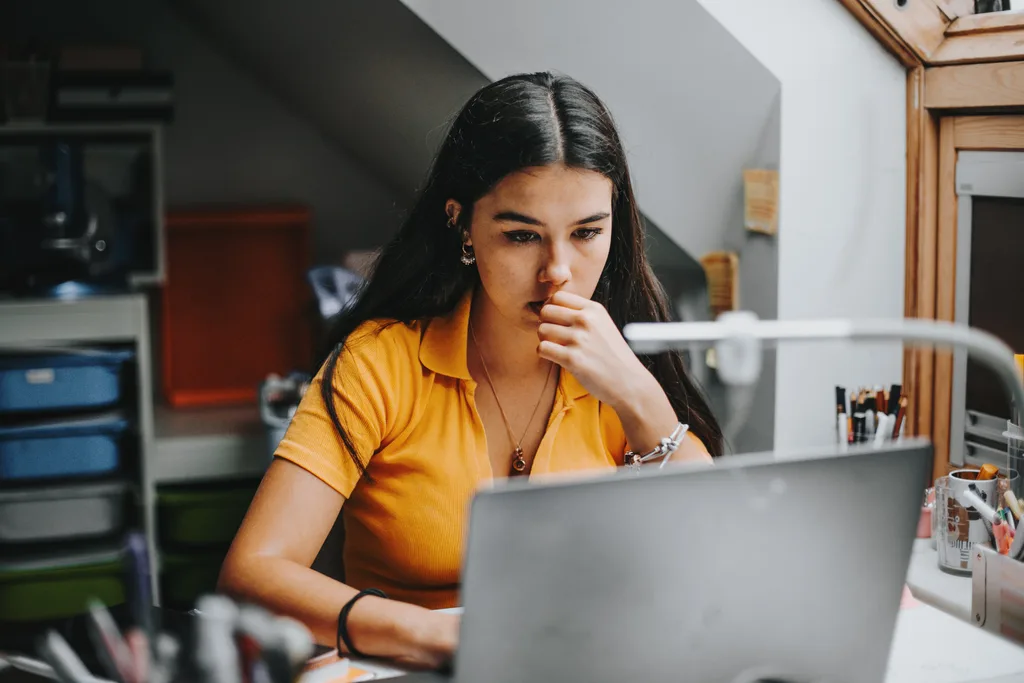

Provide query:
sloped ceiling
left=169, top=0, right=709, bottom=279
left=171, top=0, right=489, bottom=199
left=399, top=0, right=781, bottom=260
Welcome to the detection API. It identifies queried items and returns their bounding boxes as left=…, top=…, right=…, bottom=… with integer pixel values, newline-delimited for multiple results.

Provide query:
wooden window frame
left=836, top=0, right=1024, bottom=65
left=835, top=1, right=1024, bottom=483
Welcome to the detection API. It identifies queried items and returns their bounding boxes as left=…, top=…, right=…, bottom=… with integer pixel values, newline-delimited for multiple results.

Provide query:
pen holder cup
left=936, top=468, right=1016, bottom=574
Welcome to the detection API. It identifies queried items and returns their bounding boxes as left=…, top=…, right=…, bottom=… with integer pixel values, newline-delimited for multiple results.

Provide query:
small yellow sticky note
left=743, top=169, right=779, bottom=235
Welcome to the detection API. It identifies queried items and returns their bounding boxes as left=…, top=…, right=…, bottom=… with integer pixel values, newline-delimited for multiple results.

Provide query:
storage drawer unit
left=157, top=481, right=257, bottom=548
left=0, top=546, right=125, bottom=622
left=0, top=413, right=128, bottom=482
left=0, top=481, right=130, bottom=543
left=0, top=349, right=133, bottom=414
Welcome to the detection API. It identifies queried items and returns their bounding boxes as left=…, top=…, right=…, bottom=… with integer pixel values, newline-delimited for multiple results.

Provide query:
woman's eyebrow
left=492, top=211, right=611, bottom=226
left=573, top=212, right=610, bottom=225
left=493, top=210, right=544, bottom=226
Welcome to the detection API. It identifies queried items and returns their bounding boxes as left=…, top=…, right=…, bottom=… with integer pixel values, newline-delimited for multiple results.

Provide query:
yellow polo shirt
left=274, top=291, right=707, bottom=609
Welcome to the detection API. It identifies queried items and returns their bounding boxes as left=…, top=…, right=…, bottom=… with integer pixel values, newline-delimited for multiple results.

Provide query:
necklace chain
left=469, top=321, right=554, bottom=475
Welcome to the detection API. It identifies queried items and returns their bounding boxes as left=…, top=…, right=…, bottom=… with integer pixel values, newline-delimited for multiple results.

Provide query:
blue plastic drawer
left=0, top=349, right=133, bottom=414
left=0, top=414, right=128, bottom=482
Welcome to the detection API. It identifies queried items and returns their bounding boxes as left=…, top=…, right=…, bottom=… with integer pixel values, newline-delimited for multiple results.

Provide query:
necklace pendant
left=510, top=447, right=527, bottom=474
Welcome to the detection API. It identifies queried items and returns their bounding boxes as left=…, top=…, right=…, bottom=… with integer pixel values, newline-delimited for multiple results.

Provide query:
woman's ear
left=445, top=199, right=470, bottom=246
left=445, top=199, right=463, bottom=228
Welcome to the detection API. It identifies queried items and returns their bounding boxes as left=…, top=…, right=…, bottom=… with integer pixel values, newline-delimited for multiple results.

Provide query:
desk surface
left=904, top=538, right=973, bottom=623
left=299, top=596, right=1024, bottom=683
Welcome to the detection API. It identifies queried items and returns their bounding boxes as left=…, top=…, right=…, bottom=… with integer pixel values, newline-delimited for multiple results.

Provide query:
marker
left=888, top=384, right=902, bottom=415
left=1011, top=517, right=1024, bottom=561
left=1005, top=490, right=1023, bottom=520
left=977, top=464, right=999, bottom=481
left=151, top=633, right=180, bottom=683
left=873, top=414, right=891, bottom=447
left=195, top=595, right=241, bottom=683
left=994, top=518, right=1012, bottom=554
left=123, top=532, right=154, bottom=649
left=37, top=631, right=93, bottom=683
left=853, top=393, right=866, bottom=444
left=963, top=484, right=998, bottom=522
left=85, top=600, right=133, bottom=683
left=892, top=396, right=908, bottom=439
left=274, top=617, right=315, bottom=682
left=865, top=396, right=876, bottom=440
left=838, top=411, right=849, bottom=450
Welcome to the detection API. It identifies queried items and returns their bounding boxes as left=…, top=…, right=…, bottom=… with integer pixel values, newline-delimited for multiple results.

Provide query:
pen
left=37, top=631, right=93, bottom=683
left=888, top=384, right=902, bottom=415
left=150, top=633, right=180, bottom=683
left=195, top=595, right=241, bottom=683
left=123, top=532, right=154, bottom=649
left=865, top=395, right=876, bottom=440
left=838, top=410, right=849, bottom=449
left=85, top=600, right=133, bottom=683
left=892, top=396, right=907, bottom=439
left=274, top=617, right=315, bottom=683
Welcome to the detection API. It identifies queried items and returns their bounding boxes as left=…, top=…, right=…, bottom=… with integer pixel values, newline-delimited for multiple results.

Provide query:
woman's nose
left=540, top=245, right=572, bottom=287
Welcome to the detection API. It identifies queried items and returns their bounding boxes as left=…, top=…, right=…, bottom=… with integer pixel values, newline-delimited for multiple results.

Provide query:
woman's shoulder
left=339, top=318, right=425, bottom=366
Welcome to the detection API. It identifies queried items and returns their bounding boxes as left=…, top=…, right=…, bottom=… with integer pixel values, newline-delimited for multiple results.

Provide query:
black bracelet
left=337, top=588, right=388, bottom=658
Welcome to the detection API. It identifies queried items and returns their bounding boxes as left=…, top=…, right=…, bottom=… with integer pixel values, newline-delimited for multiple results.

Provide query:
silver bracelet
left=625, top=422, right=689, bottom=472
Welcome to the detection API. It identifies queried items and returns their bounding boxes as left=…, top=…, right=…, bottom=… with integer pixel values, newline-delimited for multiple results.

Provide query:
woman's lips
left=527, top=300, right=545, bottom=316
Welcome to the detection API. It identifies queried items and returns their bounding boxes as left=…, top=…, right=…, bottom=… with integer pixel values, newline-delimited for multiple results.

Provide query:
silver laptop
left=407, top=439, right=931, bottom=683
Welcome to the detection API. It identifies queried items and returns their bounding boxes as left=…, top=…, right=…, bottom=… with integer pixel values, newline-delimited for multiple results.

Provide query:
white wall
left=696, top=0, right=908, bottom=451
left=403, top=0, right=907, bottom=452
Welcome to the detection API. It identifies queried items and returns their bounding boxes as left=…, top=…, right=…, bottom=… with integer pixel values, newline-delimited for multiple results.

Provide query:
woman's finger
left=539, top=303, right=583, bottom=327
left=537, top=322, right=578, bottom=346
left=548, top=290, right=590, bottom=310
left=537, top=340, right=575, bottom=367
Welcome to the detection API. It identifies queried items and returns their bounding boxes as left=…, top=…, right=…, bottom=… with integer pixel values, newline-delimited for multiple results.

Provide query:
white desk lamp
left=623, top=311, right=1024, bottom=450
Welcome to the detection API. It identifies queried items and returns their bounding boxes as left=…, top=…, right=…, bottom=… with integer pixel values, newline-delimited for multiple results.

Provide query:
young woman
left=218, top=71, right=723, bottom=670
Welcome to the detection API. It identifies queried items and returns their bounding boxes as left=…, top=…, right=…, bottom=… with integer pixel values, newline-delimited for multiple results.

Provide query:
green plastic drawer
left=159, top=551, right=224, bottom=609
left=157, top=481, right=258, bottom=547
left=0, top=547, right=125, bottom=621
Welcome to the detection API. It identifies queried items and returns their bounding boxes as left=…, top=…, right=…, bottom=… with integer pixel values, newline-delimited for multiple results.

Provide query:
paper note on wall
left=743, top=169, right=779, bottom=235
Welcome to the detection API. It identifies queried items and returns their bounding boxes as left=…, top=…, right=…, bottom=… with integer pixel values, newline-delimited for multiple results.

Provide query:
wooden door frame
left=836, top=1, right=1024, bottom=482
left=919, top=116, right=1024, bottom=483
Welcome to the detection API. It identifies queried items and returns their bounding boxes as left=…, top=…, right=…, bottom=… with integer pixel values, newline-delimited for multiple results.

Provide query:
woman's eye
left=574, top=228, right=602, bottom=241
left=503, top=231, right=539, bottom=244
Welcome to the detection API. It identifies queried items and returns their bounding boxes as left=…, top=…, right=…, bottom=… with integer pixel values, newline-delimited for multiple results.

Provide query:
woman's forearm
left=217, top=555, right=455, bottom=666
left=613, top=372, right=712, bottom=464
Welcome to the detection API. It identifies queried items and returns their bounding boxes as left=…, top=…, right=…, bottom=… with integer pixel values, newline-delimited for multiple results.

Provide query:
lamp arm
left=623, top=315, right=1024, bottom=424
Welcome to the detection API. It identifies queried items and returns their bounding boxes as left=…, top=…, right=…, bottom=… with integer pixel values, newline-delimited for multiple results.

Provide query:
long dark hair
left=320, top=72, right=723, bottom=478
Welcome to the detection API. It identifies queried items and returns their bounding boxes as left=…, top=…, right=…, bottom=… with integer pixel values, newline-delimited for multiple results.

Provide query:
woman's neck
left=468, top=289, right=552, bottom=380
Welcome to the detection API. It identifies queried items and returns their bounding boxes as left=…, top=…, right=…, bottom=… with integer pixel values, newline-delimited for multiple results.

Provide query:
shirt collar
left=419, top=290, right=474, bottom=381
left=419, top=289, right=589, bottom=401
